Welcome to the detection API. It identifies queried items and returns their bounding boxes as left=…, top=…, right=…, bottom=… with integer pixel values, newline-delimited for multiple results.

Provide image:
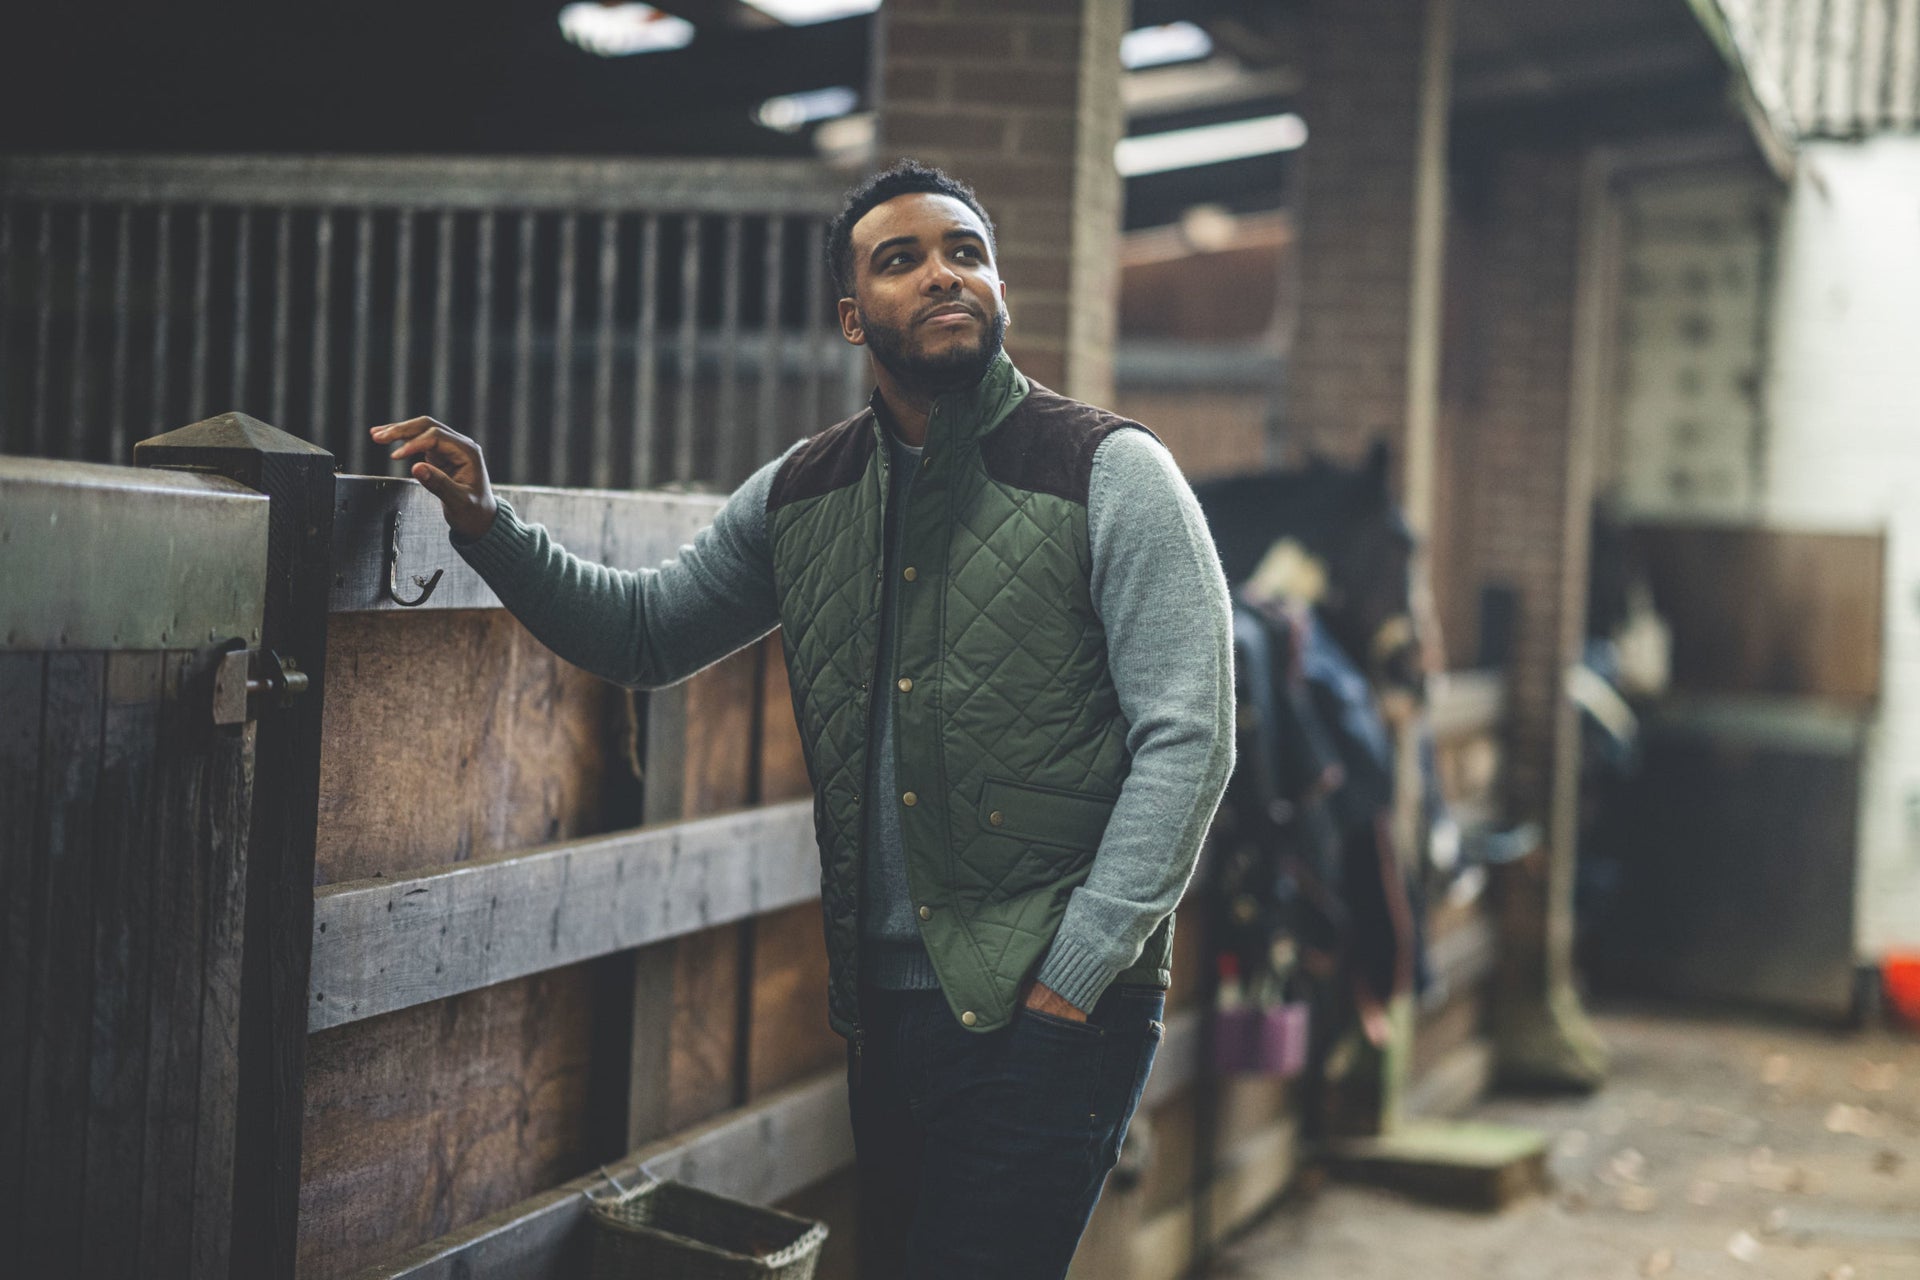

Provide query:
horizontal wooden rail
left=309, top=800, right=817, bottom=1030
left=0, top=455, right=269, bottom=650
left=329, top=475, right=727, bottom=614
left=0, top=153, right=848, bottom=214
left=347, top=1009, right=1204, bottom=1279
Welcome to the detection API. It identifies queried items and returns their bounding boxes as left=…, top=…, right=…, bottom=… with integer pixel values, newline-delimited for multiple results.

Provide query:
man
left=370, top=160, right=1235, bottom=1279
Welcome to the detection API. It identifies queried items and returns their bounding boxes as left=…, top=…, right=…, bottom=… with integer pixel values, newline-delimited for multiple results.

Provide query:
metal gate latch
left=212, top=648, right=310, bottom=725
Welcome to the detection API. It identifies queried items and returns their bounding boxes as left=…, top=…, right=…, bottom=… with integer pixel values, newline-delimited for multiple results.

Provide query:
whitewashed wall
left=1760, top=136, right=1920, bottom=957
left=1599, top=137, right=1920, bottom=958
left=1605, top=171, right=1778, bottom=520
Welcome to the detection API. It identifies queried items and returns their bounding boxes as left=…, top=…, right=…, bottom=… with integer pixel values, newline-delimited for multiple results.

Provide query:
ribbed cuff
left=448, top=495, right=536, bottom=576
left=1035, top=934, right=1121, bottom=1015
left=861, top=939, right=942, bottom=991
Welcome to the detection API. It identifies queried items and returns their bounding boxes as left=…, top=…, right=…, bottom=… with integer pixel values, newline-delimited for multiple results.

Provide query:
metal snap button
left=902, top=566, right=917, bottom=581
left=897, top=676, right=913, bottom=692
left=989, top=810, right=1005, bottom=827
left=918, top=905, right=932, bottom=921
left=961, top=1010, right=977, bottom=1027
left=902, top=791, right=917, bottom=807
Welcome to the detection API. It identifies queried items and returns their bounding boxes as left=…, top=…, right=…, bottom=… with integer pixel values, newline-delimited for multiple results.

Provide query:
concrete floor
left=1204, top=1008, right=1920, bottom=1279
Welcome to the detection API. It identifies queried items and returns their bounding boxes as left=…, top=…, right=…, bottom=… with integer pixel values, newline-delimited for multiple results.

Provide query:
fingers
left=409, top=460, right=458, bottom=502
left=370, top=415, right=462, bottom=444
left=382, top=420, right=466, bottom=461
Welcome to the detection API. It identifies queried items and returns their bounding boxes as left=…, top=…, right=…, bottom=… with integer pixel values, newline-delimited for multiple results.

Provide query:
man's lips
left=918, top=303, right=980, bottom=326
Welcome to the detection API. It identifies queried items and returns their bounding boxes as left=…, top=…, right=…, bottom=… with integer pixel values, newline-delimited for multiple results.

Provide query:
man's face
left=840, top=192, right=1008, bottom=391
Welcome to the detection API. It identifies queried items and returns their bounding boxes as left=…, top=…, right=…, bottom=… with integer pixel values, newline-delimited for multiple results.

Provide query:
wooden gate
left=1, top=451, right=270, bottom=1276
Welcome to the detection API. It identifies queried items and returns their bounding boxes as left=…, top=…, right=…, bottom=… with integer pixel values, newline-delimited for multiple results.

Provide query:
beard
left=859, top=303, right=1009, bottom=393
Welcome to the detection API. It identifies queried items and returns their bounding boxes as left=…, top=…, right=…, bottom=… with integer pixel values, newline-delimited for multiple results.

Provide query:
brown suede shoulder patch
left=767, top=409, right=876, bottom=514
left=978, top=385, right=1162, bottom=506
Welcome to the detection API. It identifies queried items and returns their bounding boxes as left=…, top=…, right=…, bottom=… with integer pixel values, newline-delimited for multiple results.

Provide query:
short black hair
left=826, top=159, right=996, bottom=297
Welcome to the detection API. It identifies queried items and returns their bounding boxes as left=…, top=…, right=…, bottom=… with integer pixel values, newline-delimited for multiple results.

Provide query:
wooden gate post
left=137, top=414, right=335, bottom=1279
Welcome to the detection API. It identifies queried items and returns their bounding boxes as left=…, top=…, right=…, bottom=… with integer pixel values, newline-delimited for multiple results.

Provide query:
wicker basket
left=586, top=1178, right=829, bottom=1280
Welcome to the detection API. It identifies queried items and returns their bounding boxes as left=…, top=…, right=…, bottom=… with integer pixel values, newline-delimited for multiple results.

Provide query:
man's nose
left=922, top=258, right=962, bottom=291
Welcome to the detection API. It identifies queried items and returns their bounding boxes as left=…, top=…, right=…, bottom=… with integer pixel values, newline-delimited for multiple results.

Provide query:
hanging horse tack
left=384, top=509, right=445, bottom=607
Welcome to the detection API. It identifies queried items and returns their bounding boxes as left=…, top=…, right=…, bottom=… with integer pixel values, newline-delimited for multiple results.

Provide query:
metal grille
left=0, top=154, right=868, bottom=490
left=1718, top=0, right=1920, bottom=137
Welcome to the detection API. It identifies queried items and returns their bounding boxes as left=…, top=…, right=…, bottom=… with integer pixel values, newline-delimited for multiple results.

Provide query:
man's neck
left=871, top=368, right=935, bottom=447
left=869, top=357, right=999, bottom=447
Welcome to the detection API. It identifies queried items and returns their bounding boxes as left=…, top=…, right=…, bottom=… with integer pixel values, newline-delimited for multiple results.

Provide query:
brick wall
left=1286, top=0, right=1431, bottom=466
left=876, top=0, right=1126, bottom=403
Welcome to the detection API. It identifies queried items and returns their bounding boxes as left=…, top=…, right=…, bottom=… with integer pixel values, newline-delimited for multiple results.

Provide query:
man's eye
left=954, top=245, right=981, bottom=261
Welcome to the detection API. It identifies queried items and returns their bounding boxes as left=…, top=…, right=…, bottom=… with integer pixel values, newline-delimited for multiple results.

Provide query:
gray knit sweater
left=450, top=412, right=1235, bottom=1014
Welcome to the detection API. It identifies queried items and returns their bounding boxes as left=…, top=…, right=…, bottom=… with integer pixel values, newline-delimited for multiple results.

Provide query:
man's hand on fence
left=370, top=417, right=499, bottom=540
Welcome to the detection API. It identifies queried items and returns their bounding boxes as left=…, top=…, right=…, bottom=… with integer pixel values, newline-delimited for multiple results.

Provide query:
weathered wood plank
left=1, top=153, right=847, bottom=215
left=1630, top=522, right=1885, bottom=704
left=0, top=455, right=268, bottom=651
left=626, top=940, right=678, bottom=1148
left=192, top=710, right=254, bottom=1280
left=299, top=963, right=607, bottom=1280
left=79, top=652, right=163, bottom=1280
left=352, top=1068, right=856, bottom=1280
left=641, top=650, right=760, bottom=1141
left=140, top=411, right=335, bottom=1278
left=666, top=925, right=744, bottom=1130
left=758, top=637, right=811, bottom=803
left=22, top=652, right=105, bottom=1274
left=0, top=652, right=45, bottom=1272
left=138, top=652, right=206, bottom=1277
left=316, top=610, right=615, bottom=885
left=747, top=902, right=841, bottom=1101
left=328, top=477, right=726, bottom=614
left=310, top=799, right=815, bottom=1030
left=679, top=647, right=759, bottom=816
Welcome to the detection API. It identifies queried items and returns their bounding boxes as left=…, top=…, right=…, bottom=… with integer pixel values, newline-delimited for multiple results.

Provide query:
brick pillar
left=876, top=0, right=1126, bottom=404
left=1288, top=0, right=1452, bottom=512
left=1468, top=144, right=1608, bottom=1089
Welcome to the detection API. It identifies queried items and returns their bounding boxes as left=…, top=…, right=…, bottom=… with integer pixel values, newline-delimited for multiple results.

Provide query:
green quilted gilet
left=766, top=356, right=1173, bottom=1038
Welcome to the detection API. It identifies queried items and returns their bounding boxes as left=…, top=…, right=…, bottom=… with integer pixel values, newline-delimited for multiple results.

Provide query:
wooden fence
left=2, top=416, right=1511, bottom=1280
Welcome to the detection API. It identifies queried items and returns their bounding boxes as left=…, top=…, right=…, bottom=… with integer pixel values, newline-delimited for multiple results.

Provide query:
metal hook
left=385, top=510, right=444, bottom=608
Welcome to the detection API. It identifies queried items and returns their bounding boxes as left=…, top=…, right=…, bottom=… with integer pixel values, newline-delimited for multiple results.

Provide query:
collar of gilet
left=865, top=350, right=1029, bottom=453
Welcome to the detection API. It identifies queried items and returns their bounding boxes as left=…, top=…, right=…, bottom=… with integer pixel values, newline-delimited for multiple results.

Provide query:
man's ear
left=999, top=280, right=1010, bottom=327
left=837, top=297, right=866, bottom=347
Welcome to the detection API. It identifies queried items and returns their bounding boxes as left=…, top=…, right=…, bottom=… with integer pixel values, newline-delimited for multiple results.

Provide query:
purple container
left=1210, top=1001, right=1311, bottom=1078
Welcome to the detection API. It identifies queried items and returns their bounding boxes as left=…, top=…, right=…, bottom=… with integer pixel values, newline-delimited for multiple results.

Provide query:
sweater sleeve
left=446, top=441, right=802, bottom=690
left=1034, top=428, right=1237, bottom=1012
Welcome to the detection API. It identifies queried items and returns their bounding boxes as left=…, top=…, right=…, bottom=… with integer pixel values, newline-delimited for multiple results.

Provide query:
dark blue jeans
left=848, top=982, right=1166, bottom=1280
